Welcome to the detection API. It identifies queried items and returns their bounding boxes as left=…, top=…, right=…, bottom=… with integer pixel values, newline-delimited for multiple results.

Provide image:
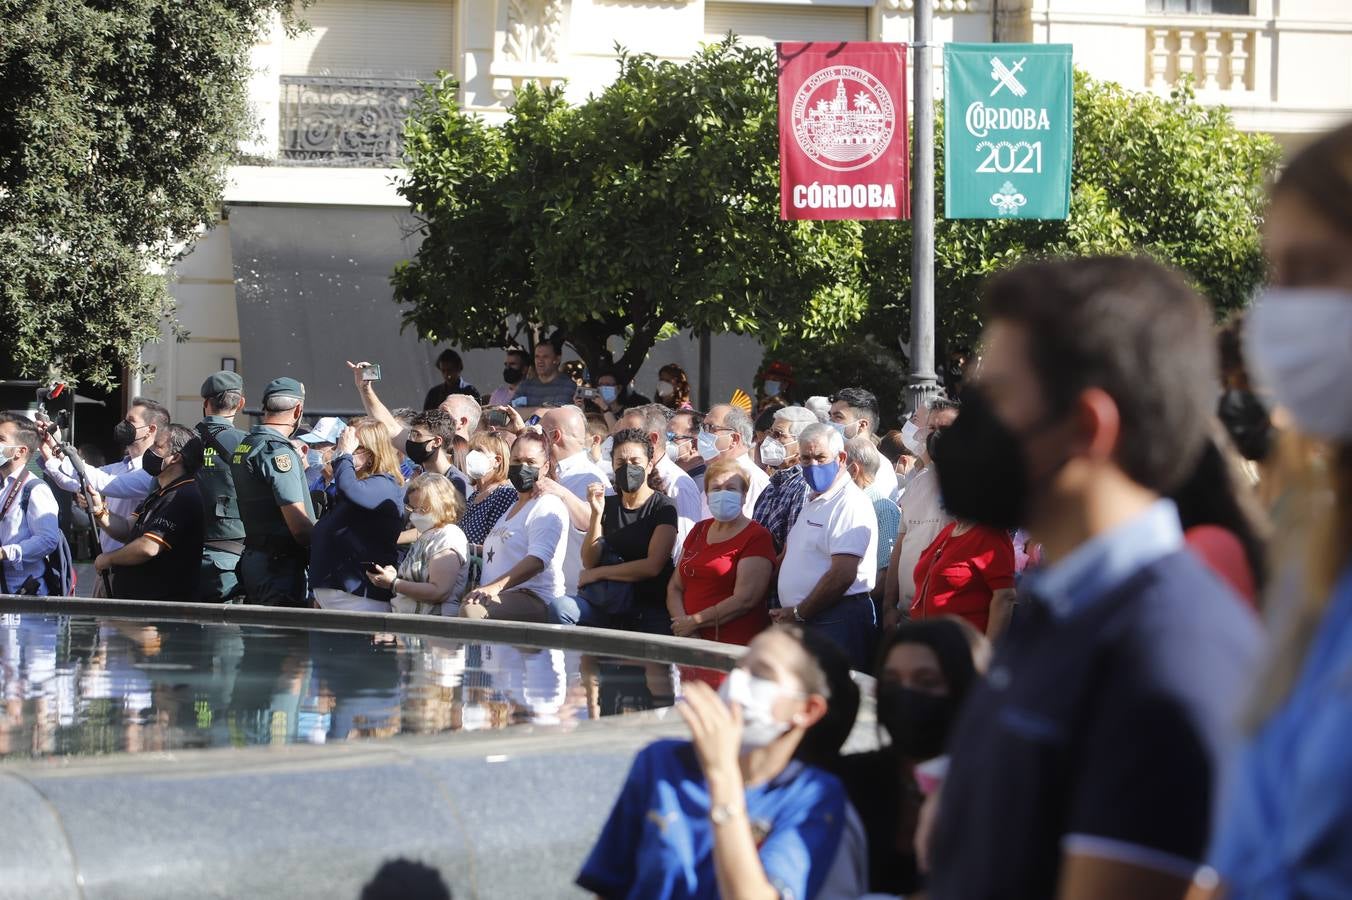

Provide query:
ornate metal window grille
left=278, top=76, right=424, bottom=166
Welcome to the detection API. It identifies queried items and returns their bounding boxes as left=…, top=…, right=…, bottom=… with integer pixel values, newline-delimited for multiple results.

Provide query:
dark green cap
left=200, top=370, right=244, bottom=398
left=262, top=377, right=306, bottom=403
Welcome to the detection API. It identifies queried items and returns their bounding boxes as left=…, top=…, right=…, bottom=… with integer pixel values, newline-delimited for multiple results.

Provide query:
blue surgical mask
left=599, top=385, right=619, bottom=404
left=666, top=438, right=681, bottom=461
left=831, top=421, right=852, bottom=439
left=707, top=489, right=744, bottom=522
left=307, top=450, right=323, bottom=469
left=802, top=460, right=840, bottom=493
left=697, top=430, right=721, bottom=461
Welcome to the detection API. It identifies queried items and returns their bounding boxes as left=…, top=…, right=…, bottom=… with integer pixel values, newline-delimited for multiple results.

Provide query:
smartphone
left=362, top=561, right=380, bottom=571
left=484, top=409, right=508, bottom=428
left=580, top=387, right=598, bottom=399
left=525, top=414, right=541, bottom=426
left=361, top=364, right=382, bottom=382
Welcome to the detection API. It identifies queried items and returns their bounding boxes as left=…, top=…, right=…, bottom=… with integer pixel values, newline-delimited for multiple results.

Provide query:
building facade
left=141, top=0, right=1352, bottom=422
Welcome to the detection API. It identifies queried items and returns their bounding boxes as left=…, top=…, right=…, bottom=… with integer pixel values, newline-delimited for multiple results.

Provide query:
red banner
left=778, top=42, right=909, bottom=221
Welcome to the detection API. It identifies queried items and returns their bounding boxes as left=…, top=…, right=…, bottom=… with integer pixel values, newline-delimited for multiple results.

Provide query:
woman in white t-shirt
left=461, top=431, right=567, bottom=623
left=367, top=473, right=470, bottom=616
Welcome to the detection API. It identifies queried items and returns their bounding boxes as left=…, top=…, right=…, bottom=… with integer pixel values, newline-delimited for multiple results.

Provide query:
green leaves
left=0, top=0, right=300, bottom=387
left=393, top=39, right=868, bottom=383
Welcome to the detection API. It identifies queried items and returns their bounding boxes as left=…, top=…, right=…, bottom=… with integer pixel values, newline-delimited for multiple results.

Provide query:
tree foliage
left=393, top=39, right=868, bottom=383
left=861, top=71, right=1282, bottom=348
left=0, top=0, right=298, bottom=387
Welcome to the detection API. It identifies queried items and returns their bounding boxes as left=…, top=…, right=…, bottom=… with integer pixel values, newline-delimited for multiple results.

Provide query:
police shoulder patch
left=272, top=453, right=293, bottom=473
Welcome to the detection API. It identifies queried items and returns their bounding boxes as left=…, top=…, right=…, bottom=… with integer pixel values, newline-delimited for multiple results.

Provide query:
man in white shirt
left=881, top=398, right=960, bottom=631
left=828, top=387, right=900, bottom=501
left=770, top=422, right=879, bottom=671
left=697, top=404, right=769, bottom=518
left=0, top=414, right=61, bottom=595
left=619, top=404, right=701, bottom=561
left=536, top=405, right=612, bottom=600
left=42, top=398, right=168, bottom=558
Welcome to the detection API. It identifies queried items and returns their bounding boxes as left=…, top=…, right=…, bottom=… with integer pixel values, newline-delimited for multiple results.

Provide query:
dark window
left=1147, top=0, right=1250, bottom=12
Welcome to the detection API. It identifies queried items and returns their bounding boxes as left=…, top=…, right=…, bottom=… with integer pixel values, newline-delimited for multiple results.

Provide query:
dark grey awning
left=228, top=204, right=446, bottom=413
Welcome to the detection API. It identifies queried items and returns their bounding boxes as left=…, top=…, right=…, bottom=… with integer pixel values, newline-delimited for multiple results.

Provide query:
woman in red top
left=910, top=520, right=1017, bottom=640
left=667, top=458, right=776, bottom=644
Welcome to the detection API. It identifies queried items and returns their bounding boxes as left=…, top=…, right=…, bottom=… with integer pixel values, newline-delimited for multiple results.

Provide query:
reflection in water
left=0, top=614, right=716, bottom=760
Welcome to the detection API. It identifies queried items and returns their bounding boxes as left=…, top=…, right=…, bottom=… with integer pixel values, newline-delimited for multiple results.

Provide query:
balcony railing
left=278, top=76, right=424, bottom=166
left=1147, top=21, right=1258, bottom=94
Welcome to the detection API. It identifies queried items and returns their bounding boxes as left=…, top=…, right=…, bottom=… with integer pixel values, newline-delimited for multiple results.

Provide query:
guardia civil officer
left=231, top=378, right=315, bottom=606
left=195, top=371, right=249, bottom=602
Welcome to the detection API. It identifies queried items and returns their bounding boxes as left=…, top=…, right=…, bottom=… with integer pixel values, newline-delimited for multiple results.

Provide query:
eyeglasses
left=700, top=424, right=733, bottom=435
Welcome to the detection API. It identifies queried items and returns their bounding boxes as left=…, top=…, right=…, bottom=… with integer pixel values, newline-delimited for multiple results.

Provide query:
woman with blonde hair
left=368, top=472, right=470, bottom=616
left=459, top=431, right=517, bottom=549
left=311, top=419, right=407, bottom=610
left=1197, top=121, right=1352, bottom=898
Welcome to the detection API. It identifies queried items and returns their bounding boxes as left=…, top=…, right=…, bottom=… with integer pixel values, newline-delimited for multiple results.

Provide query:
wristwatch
left=792, top=605, right=806, bottom=623
left=709, top=802, right=743, bottom=826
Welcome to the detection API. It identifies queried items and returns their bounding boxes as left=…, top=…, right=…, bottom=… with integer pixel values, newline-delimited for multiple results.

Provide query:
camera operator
left=0, top=413, right=60, bottom=595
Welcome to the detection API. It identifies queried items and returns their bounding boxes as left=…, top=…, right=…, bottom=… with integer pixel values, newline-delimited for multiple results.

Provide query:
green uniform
left=231, top=424, right=315, bottom=607
left=194, top=415, right=248, bottom=603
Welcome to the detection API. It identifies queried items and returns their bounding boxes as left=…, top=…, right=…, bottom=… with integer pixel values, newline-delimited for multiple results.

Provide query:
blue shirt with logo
left=578, top=739, right=846, bottom=900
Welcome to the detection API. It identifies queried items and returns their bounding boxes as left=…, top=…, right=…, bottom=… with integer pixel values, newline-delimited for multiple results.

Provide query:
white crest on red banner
left=790, top=65, right=896, bottom=173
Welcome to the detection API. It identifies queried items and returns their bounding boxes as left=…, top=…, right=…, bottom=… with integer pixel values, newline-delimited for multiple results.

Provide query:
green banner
left=944, top=43, right=1073, bottom=220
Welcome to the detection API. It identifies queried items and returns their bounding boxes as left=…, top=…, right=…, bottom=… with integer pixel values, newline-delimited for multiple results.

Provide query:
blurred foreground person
left=1199, top=121, right=1352, bottom=900
left=926, top=256, right=1262, bottom=900
left=578, top=626, right=846, bottom=899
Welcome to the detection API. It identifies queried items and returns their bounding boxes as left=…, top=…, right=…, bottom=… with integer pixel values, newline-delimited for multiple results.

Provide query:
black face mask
left=614, top=463, right=646, bottom=493
left=876, top=683, right=957, bottom=761
left=508, top=463, right=539, bottom=493
left=1217, top=388, right=1274, bottom=463
left=503, top=366, right=525, bottom=386
left=405, top=437, right=437, bottom=465
left=931, top=388, right=1041, bottom=530
left=142, top=449, right=164, bottom=478
left=113, top=421, right=139, bottom=446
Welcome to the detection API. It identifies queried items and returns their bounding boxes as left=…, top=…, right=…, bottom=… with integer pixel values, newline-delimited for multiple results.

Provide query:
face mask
left=409, top=512, right=438, bottom=533
left=764, top=380, right=781, bottom=398
left=697, top=430, right=722, bottom=461
left=0, top=445, right=17, bottom=467
left=307, top=450, right=323, bottom=469
left=113, top=420, right=140, bottom=446
left=599, top=385, right=619, bottom=404
left=802, top=460, right=840, bottom=493
left=759, top=438, right=788, bottom=468
left=666, top=435, right=682, bottom=461
left=931, top=387, right=1046, bottom=530
left=1246, top=287, right=1352, bottom=440
left=599, top=435, right=614, bottom=462
left=142, top=450, right=164, bottom=478
left=656, top=381, right=675, bottom=399
left=719, top=668, right=792, bottom=750
left=707, top=489, right=744, bottom=522
left=901, top=419, right=927, bottom=456
left=508, top=463, right=539, bottom=493
left=464, top=449, right=494, bottom=481
left=404, top=437, right=437, bottom=465
left=503, top=366, right=525, bottom=385
left=876, top=683, right=956, bottom=761
left=613, top=463, right=646, bottom=493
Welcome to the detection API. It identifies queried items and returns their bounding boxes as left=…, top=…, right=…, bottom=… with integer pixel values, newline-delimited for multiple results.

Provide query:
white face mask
left=409, top=512, right=438, bottom=533
left=759, top=438, right=788, bottom=467
left=718, top=668, right=792, bottom=751
left=900, top=419, right=927, bottom=456
left=599, top=435, right=615, bottom=463
left=0, top=444, right=17, bottom=467
left=656, top=381, right=675, bottom=399
left=697, top=430, right=722, bottom=461
left=464, top=450, right=495, bottom=481
left=1247, top=287, right=1352, bottom=440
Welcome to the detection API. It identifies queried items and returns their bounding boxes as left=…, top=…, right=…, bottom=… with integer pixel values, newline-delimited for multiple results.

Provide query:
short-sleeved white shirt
left=894, top=467, right=952, bottom=606
left=481, top=493, right=568, bottom=601
left=778, top=473, right=878, bottom=607
left=656, top=455, right=702, bottom=561
left=554, top=451, right=613, bottom=595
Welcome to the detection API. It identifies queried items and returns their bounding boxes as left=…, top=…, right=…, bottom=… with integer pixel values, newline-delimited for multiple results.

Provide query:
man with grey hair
left=845, top=435, right=901, bottom=599
left=697, top=403, right=769, bottom=517
left=751, top=405, right=816, bottom=552
left=770, top=422, right=878, bottom=670
left=619, top=404, right=700, bottom=559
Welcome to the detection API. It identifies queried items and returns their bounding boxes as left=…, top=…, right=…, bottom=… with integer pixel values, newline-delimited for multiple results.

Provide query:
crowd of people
left=3, top=120, right=1352, bottom=899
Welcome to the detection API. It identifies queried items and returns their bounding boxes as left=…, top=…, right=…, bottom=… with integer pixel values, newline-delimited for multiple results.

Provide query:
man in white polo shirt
left=535, top=405, right=612, bottom=604
left=697, top=404, right=769, bottom=518
left=770, top=422, right=878, bottom=671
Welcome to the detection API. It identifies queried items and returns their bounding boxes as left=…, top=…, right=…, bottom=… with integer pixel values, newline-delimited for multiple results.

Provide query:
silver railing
left=277, top=75, right=424, bottom=165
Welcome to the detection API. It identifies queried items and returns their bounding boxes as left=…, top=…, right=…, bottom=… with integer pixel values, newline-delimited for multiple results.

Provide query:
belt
left=205, top=539, right=245, bottom=555
left=243, top=535, right=306, bottom=556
